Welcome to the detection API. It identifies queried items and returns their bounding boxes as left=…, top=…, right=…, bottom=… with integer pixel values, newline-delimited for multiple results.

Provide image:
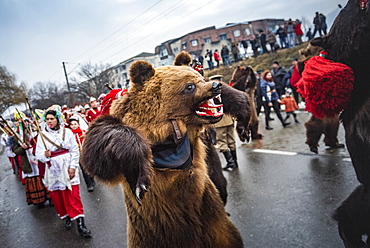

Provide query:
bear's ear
left=174, top=51, right=192, bottom=66
left=129, top=61, right=155, bottom=87
left=310, top=37, right=323, bottom=47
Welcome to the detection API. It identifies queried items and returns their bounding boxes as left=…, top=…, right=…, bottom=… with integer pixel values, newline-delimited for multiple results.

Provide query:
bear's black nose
left=212, top=81, right=221, bottom=92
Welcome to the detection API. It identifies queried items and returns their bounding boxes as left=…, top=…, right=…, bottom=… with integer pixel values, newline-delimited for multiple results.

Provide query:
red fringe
left=100, top=89, right=128, bottom=115
left=296, top=55, right=354, bottom=119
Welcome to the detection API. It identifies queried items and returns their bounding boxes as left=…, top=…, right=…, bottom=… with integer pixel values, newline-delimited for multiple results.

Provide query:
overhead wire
left=84, top=0, right=188, bottom=62
left=65, top=0, right=213, bottom=82
left=68, top=0, right=165, bottom=64
left=102, top=0, right=214, bottom=62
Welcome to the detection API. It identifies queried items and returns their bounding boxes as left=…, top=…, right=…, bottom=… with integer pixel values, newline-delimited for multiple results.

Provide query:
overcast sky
left=1, top=0, right=346, bottom=88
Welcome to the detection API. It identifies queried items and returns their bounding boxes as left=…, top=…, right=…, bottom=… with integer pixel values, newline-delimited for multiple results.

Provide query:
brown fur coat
left=81, top=52, right=249, bottom=247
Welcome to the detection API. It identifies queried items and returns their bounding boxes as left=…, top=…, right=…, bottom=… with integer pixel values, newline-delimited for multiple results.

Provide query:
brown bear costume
left=81, top=52, right=249, bottom=247
left=301, top=1, right=370, bottom=247
left=230, top=65, right=263, bottom=140
left=298, top=43, right=344, bottom=154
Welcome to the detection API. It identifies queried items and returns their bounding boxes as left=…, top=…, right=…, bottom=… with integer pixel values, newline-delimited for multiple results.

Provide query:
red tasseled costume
left=100, top=88, right=128, bottom=115
left=296, top=51, right=354, bottom=119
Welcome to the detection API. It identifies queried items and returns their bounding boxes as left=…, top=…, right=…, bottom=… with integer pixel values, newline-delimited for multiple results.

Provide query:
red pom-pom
left=296, top=54, right=354, bottom=118
left=100, top=88, right=128, bottom=115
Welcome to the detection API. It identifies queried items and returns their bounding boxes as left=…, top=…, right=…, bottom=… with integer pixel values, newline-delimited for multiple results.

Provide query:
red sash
left=47, top=148, right=69, bottom=168
left=51, top=148, right=69, bottom=157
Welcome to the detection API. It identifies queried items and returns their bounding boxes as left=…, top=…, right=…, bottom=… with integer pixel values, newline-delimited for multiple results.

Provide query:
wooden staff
left=0, top=125, right=9, bottom=136
left=25, top=97, right=48, bottom=150
left=0, top=116, right=23, bottom=143
left=15, top=108, right=36, bottom=146
left=104, top=83, right=113, bottom=90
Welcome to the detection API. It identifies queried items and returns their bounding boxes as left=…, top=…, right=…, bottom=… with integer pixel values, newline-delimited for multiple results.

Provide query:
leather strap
left=171, top=119, right=182, bottom=141
left=42, top=128, right=66, bottom=150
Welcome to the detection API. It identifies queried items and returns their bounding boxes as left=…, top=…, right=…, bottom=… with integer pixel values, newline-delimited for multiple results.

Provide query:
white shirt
left=35, top=125, right=80, bottom=191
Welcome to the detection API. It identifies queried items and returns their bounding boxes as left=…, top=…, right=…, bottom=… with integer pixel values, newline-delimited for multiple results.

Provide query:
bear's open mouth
left=195, top=94, right=223, bottom=118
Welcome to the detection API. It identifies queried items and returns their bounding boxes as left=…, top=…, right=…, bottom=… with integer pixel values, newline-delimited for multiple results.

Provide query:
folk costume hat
left=296, top=51, right=354, bottom=119
left=45, top=104, right=65, bottom=125
left=14, top=111, right=26, bottom=122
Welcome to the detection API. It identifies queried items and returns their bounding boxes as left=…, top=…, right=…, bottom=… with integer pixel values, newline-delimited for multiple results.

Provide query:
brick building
left=154, top=18, right=285, bottom=68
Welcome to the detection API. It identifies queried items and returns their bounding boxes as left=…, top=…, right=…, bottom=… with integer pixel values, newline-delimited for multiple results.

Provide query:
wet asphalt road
left=0, top=112, right=359, bottom=248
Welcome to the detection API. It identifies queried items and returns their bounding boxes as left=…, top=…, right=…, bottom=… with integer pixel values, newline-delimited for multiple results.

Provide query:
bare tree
left=70, top=62, right=112, bottom=102
left=0, top=65, right=28, bottom=114
left=29, top=82, right=69, bottom=109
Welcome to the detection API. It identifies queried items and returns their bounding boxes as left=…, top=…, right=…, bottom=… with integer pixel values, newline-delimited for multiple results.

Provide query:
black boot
left=222, top=151, right=237, bottom=171
left=230, top=150, right=238, bottom=168
left=77, top=217, right=92, bottom=237
left=65, top=216, right=72, bottom=230
left=282, top=122, right=291, bottom=127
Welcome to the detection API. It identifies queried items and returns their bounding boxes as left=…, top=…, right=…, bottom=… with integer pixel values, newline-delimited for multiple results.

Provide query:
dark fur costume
left=230, top=65, right=262, bottom=140
left=312, top=1, right=370, bottom=246
left=81, top=52, right=249, bottom=247
left=298, top=45, right=344, bottom=153
left=201, top=126, right=228, bottom=205
left=304, top=115, right=344, bottom=153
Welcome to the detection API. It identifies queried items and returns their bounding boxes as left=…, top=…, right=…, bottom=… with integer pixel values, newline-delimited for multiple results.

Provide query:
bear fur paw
left=80, top=115, right=153, bottom=205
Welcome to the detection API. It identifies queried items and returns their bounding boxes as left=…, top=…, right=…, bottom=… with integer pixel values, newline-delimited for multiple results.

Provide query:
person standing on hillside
left=285, top=19, right=296, bottom=48
left=249, top=36, right=260, bottom=58
left=319, top=13, right=327, bottom=35
left=259, top=30, right=269, bottom=54
left=276, top=25, right=288, bottom=49
left=306, top=28, right=314, bottom=41
left=205, top=49, right=214, bottom=70
left=213, top=49, right=221, bottom=68
left=220, top=45, right=231, bottom=66
left=231, top=42, right=239, bottom=63
left=294, top=19, right=304, bottom=45
left=267, top=30, right=277, bottom=53
left=312, top=12, right=322, bottom=37
left=241, top=39, right=249, bottom=56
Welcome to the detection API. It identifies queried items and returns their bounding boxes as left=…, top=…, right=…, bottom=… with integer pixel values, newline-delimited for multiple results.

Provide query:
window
left=245, top=28, right=251, bottom=35
left=233, top=30, right=241, bottom=37
left=191, top=39, right=198, bottom=46
left=219, top=34, right=227, bottom=40
left=182, top=42, right=187, bottom=50
left=204, top=37, right=211, bottom=43
left=160, top=48, right=168, bottom=57
left=173, top=47, right=179, bottom=53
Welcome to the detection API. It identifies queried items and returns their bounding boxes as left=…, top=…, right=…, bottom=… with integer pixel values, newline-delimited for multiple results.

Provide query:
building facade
left=154, top=18, right=285, bottom=69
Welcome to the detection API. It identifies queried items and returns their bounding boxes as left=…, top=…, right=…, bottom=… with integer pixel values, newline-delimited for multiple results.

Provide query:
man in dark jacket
left=249, top=36, right=259, bottom=58
left=259, top=30, right=269, bottom=54
left=271, top=61, right=287, bottom=98
left=276, top=25, right=288, bottom=48
left=220, top=45, right=231, bottom=66
left=312, top=12, right=322, bottom=37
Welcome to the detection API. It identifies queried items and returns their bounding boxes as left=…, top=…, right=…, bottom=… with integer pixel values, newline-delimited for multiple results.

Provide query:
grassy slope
left=204, top=42, right=309, bottom=83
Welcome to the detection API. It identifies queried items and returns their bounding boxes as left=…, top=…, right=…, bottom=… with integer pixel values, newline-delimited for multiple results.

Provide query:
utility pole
left=62, top=62, right=71, bottom=93
left=62, top=62, right=73, bottom=106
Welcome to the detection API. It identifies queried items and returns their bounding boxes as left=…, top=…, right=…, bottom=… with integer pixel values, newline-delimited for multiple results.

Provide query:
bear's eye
left=184, top=83, right=195, bottom=93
